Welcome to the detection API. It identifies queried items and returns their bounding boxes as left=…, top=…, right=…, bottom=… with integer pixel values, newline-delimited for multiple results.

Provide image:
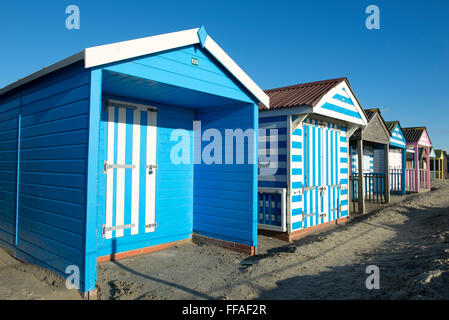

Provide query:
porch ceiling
left=102, top=70, right=244, bottom=109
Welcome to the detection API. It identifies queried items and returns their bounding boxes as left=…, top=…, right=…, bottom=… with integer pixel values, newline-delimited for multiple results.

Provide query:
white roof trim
left=84, top=28, right=200, bottom=68
left=202, top=36, right=269, bottom=107
left=1, top=27, right=269, bottom=107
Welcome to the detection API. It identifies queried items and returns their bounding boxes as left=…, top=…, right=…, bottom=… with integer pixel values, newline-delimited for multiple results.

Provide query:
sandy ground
left=1, top=179, right=448, bottom=300
left=96, top=179, right=449, bottom=300
left=0, top=248, right=81, bottom=299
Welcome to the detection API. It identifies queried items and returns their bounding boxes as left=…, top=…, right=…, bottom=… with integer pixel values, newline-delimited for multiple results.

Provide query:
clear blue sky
left=1, top=0, right=448, bottom=150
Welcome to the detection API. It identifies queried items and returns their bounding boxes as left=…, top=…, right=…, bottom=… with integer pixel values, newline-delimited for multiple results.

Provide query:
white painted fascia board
left=202, top=36, right=269, bottom=108
left=314, top=81, right=368, bottom=126
left=313, top=107, right=366, bottom=127
left=418, top=142, right=432, bottom=147
left=84, top=28, right=200, bottom=68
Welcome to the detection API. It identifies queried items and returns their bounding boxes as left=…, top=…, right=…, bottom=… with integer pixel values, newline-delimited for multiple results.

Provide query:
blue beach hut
left=0, top=27, right=269, bottom=296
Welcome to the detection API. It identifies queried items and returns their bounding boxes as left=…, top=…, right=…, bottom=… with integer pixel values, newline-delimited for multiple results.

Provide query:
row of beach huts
left=0, top=27, right=447, bottom=297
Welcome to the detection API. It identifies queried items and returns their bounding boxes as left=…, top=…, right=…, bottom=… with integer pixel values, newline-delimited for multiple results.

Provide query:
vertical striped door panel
left=302, top=120, right=341, bottom=228
left=104, top=105, right=157, bottom=239
left=290, top=123, right=303, bottom=229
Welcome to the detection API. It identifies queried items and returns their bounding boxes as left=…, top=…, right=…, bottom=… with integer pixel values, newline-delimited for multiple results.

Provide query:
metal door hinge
left=103, top=161, right=135, bottom=174
left=102, top=223, right=135, bottom=237
left=302, top=212, right=315, bottom=219
left=302, top=186, right=316, bottom=193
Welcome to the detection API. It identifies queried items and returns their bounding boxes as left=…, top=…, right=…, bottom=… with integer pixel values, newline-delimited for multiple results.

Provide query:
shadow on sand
left=254, top=203, right=449, bottom=299
left=103, top=188, right=449, bottom=300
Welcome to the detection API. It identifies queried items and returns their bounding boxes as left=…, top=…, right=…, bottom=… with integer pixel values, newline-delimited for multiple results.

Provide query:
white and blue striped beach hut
left=258, top=78, right=367, bottom=240
left=0, top=27, right=269, bottom=296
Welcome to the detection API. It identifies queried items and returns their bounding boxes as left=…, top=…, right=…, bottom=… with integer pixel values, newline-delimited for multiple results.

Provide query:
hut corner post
left=286, top=114, right=292, bottom=235
left=414, top=144, right=419, bottom=192
left=426, top=146, right=431, bottom=188
left=384, top=144, right=390, bottom=202
left=432, top=157, right=436, bottom=179
left=357, top=139, right=365, bottom=214
left=401, top=148, right=406, bottom=195
left=441, top=158, right=444, bottom=179
left=347, top=140, right=352, bottom=213
left=84, top=68, right=102, bottom=295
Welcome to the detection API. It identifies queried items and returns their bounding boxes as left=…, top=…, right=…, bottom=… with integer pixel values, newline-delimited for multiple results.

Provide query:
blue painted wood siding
left=103, top=45, right=256, bottom=105
left=258, top=116, right=288, bottom=188
left=0, top=94, right=20, bottom=248
left=258, top=192, right=283, bottom=227
left=193, top=103, right=258, bottom=247
left=0, top=62, right=90, bottom=287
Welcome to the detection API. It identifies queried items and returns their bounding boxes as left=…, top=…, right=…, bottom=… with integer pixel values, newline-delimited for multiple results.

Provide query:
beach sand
left=1, top=179, right=448, bottom=300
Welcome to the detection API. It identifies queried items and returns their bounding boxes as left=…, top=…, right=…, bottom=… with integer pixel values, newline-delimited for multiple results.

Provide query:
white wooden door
left=303, top=122, right=340, bottom=227
left=103, top=103, right=157, bottom=239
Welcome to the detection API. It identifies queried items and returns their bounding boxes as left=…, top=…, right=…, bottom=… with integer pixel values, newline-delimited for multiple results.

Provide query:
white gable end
left=313, top=81, right=367, bottom=126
